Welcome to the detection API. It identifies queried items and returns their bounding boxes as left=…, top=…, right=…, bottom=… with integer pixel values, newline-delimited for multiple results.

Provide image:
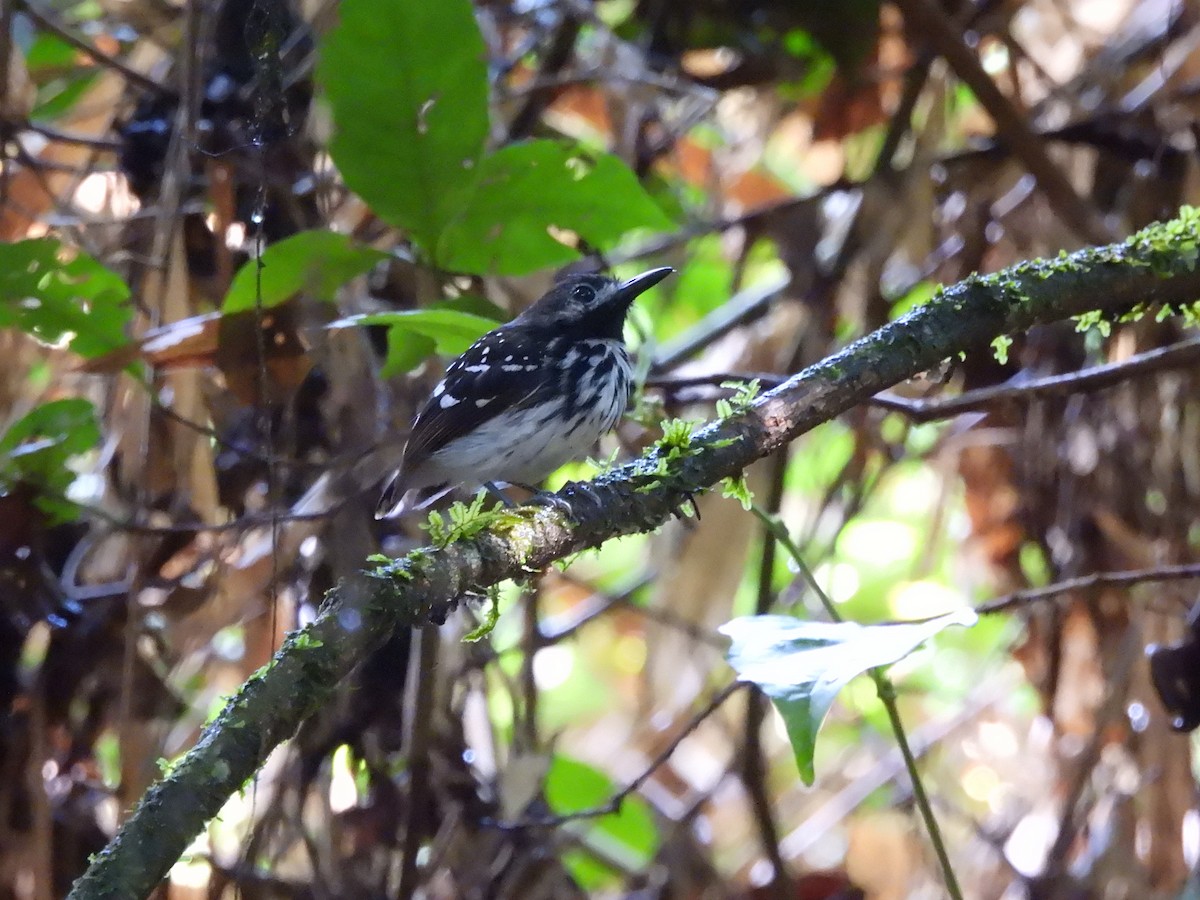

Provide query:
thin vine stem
left=748, top=503, right=965, bottom=900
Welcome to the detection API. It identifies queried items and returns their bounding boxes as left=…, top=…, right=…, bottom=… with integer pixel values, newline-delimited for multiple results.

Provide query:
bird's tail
left=374, top=475, right=453, bottom=520
left=292, top=443, right=402, bottom=519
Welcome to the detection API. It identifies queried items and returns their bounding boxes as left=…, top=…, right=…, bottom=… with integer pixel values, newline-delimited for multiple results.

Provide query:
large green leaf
left=27, top=33, right=101, bottom=120
left=0, top=398, right=100, bottom=523
left=331, top=307, right=498, bottom=377
left=318, top=0, right=489, bottom=253
left=543, top=755, right=659, bottom=889
left=439, top=141, right=675, bottom=275
left=0, top=239, right=131, bottom=358
left=222, top=231, right=387, bottom=312
left=721, top=609, right=977, bottom=784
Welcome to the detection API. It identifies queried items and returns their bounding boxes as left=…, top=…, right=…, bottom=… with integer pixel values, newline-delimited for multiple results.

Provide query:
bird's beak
left=614, top=266, right=674, bottom=306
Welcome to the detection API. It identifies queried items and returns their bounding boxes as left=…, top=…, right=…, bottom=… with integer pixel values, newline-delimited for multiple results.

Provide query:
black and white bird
left=375, top=266, right=674, bottom=518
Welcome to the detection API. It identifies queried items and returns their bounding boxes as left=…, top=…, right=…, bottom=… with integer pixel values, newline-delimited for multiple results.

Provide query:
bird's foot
left=510, top=481, right=602, bottom=517
left=522, top=487, right=575, bottom=515
left=562, top=480, right=604, bottom=509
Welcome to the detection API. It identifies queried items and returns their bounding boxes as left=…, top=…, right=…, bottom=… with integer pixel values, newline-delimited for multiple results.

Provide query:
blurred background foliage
left=4, top=0, right=1200, bottom=897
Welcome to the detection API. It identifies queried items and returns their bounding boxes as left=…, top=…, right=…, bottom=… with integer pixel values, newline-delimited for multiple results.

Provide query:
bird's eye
left=571, top=284, right=596, bottom=303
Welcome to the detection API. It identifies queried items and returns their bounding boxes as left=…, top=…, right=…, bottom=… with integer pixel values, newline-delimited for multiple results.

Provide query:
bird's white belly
left=425, top=341, right=631, bottom=486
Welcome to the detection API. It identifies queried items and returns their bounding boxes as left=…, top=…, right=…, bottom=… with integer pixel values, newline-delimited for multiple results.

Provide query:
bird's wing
left=399, top=329, right=554, bottom=477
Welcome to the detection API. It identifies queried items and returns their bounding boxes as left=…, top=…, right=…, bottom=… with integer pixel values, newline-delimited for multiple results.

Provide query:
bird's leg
left=679, top=491, right=702, bottom=521
left=482, top=482, right=516, bottom=508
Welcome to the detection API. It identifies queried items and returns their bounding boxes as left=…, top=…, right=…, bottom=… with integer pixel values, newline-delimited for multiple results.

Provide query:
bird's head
left=515, top=267, right=673, bottom=341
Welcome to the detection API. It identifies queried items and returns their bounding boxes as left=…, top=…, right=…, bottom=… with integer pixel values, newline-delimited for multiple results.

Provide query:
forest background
left=5, top=0, right=1200, bottom=897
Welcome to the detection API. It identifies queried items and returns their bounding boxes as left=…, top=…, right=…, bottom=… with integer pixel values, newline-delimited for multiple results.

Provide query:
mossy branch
left=68, top=210, right=1200, bottom=899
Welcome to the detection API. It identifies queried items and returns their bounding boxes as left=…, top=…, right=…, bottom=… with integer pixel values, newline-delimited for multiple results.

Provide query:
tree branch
left=67, top=211, right=1200, bottom=899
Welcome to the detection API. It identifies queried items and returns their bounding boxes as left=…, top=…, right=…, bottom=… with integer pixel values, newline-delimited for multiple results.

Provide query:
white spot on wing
left=432, top=381, right=446, bottom=397
left=440, top=394, right=461, bottom=408
left=465, top=364, right=489, bottom=373
left=475, top=398, right=491, bottom=408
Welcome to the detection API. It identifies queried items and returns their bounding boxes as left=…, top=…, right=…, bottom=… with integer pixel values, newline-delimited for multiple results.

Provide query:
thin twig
left=654, top=333, right=1200, bottom=422
left=976, top=562, right=1200, bottom=615
left=518, top=581, right=541, bottom=750
left=1038, top=625, right=1140, bottom=889
left=650, top=275, right=790, bottom=371
left=16, top=0, right=168, bottom=97
left=893, top=0, right=1112, bottom=244
left=20, top=121, right=123, bottom=151
left=506, top=12, right=582, bottom=140
left=743, top=452, right=791, bottom=894
left=781, top=674, right=1010, bottom=859
left=537, top=572, right=727, bottom=647
left=536, top=575, right=653, bottom=642
left=874, top=336, right=1200, bottom=421
left=0, top=0, right=15, bottom=215
left=752, top=508, right=965, bottom=900
left=873, top=675, right=964, bottom=894
left=479, top=682, right=745, bottom=831
left=398, top=626, right=439, bottom=899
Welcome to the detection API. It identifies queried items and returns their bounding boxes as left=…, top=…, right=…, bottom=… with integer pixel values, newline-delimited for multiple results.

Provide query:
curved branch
left=67, top=211, right=1200, bottom=899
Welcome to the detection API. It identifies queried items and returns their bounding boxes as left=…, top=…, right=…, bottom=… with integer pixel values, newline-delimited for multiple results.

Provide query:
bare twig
left=743, top=450, right=792, bottom=896
left=535, top=575, right=654, bottom=643
left=0, top=0, right=14, bottom=213
left=527, top=572, right=730, bottom=648
left=506, top=12, right=582, bottom=140
left=893, top=0, right=1113, bottom=244
left=16, top=0, right=168, bottom=97
left=655, top=334, right=1200, bottom=423
left=1036, top=626, right=1140, bottom=891
left=518, top=581, right=541, bottom=750
left=874, top=336, right=1200, bottom=421
left=650, top=275, right=790, bottom=371
left=977, top=562, right=1200, bottom=615
left=20, top=121, right=123, bottom=151
left=479, top=682, right=745, bottom=830
left=398, top=627, right=440, bottom=900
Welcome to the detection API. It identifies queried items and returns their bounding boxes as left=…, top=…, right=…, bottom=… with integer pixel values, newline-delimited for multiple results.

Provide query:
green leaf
left=222, top=231, right=387, bottom=312
left=439, top=141, right=675, bottom=275
left=27, top=33, right=102, bottom=120
left=334, top=308, right=498, bottom=377
left=544, top=755, right=659, bottom=889
left=462, top=586, right=501, bottom=642
left=353, top=308, right=499, bottom=349
left=25, top=33, right=79, bottom=70
left=0, top=398, right=100, bottom=523
left=0, top=239, right=131, bottom=358
left=434, top=292, right=510, bottom=322
left=990, top=334, right=1012, bottom=365
left=318, top=0, right=488, bottom=253
left=721, top=609, right=977, bottom=784
left=381, top=331, right=436, bottom=377
left=33, top=71, right=99, bottom=120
